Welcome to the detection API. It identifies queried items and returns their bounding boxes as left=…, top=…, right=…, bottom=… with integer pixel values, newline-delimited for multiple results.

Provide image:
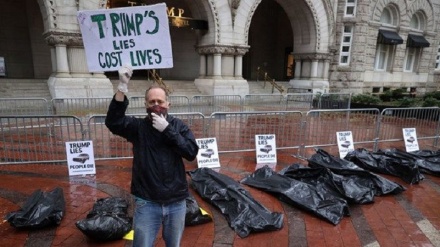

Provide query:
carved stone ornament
left=44, top=32, right=83, bottom=46
left=293, top=53, right=330, bottom=61
left=197, top=45, right=249, bottom=55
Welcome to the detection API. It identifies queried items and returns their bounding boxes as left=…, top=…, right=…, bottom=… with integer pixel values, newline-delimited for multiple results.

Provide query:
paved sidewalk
left=1, top=150, right=440, bottom=247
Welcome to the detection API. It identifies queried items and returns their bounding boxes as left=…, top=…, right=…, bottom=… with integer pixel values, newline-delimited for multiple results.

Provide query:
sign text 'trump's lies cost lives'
left=77, top=3, right=173, bottom=72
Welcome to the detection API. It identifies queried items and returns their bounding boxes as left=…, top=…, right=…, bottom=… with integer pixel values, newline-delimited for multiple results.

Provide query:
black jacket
left=105, top=96, right=199, bottom=204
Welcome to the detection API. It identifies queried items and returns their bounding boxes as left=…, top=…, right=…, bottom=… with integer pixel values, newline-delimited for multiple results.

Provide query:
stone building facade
left=0, top=0, right=439, bottom=98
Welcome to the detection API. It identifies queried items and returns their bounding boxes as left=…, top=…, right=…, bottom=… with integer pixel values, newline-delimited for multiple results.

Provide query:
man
left=105, top=66, right=199, bottom=247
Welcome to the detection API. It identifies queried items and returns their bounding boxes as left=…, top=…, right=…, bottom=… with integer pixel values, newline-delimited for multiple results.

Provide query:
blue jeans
left=133, top=197, right=186, bottom=247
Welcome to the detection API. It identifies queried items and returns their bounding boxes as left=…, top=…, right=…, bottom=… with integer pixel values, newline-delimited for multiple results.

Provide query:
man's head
left=145, top=84, right=170, bottom=118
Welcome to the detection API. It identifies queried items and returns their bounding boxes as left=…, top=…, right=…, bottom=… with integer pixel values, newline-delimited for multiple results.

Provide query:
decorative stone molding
left=209, top=0, right=221, bottom=43
left=99, top=0, right=107, bottom=9
left=293, top=53, right=331, bottom=61
left=44, top=31, right=83, bottom=46
left=229, top=0, right=240, bottom=26
left=235, top=46, right=249, bottom=56
left=197, top=45, right=249, bottom=55
left=245, top=0, right=262, bottom=43
left=304, top=0, right=320, bottom=51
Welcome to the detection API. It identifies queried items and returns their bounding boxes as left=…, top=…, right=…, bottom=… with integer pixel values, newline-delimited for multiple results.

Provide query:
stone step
left=110, top=79, right=203, bottom=98
left=248, top=80, right=291, bottom=95
left=0, top=79, right=291, bottom=101
left=0, top=79, right=51, bottom=100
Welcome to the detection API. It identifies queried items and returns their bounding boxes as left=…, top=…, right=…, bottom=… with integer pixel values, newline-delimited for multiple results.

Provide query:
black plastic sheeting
left=308, top=149, right=405, bottom=196
left=76, top=197, right=131, bottom=241
left=279, top=164, right=375, bottom=204
left=344, top=148, right=424, bottom=184
left=185, top=193, right=212, bottom=226
left=187, top=168, right=283, bottom=238
left=5, top=187, right=65, bottom=229
left=241, top=165, right=350, bottom=225
left=381, top=149, right=440, bottom=176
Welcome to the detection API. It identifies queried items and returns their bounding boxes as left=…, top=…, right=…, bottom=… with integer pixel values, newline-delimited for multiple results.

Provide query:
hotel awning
left=377, top=30, right=403, bottom=45
left=407, top=34, right=430, bottom=48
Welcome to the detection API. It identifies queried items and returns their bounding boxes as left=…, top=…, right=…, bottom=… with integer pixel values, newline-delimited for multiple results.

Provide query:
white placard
left=336, top=131, right=355, bottom=158
left=77, top=3, right=173, bottom=72
left=65, top=141, right=96, bottom=176
left=255, top=134, right=277, bottom=164
left=403, top=128, right=419, bottom=152
left=196, top=138, right=220, bottom=168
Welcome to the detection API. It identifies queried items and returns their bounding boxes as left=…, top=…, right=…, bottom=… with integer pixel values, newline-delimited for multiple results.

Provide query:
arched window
left=374, top=5, right=401, bottom=71
left=380, top=5, right=398, bottom=26
left=410, top=11, right=426, bottom=30
left=405, top=11, right=429, bottom=72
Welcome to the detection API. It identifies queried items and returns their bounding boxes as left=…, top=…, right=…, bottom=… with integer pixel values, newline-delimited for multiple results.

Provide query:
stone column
left=43, top=31, right=113, bottom=98
left=213, top=53, right=222, bottom=78
left=194, top=45, right=250, bottom=96
left=50, top=47, right=57, bottom=74
left=199, top=54, right=206, bottom=78
left=323, top=59, right=330, bottom=78
left=294, top=60, right=301, bottom=79
left=55, top=44, right=70, bottom=77
left=45, top=32, right=82, bottom=77
left=234, top=47, right=248, bottom=79
left=311, top=59, right=318, bottom=78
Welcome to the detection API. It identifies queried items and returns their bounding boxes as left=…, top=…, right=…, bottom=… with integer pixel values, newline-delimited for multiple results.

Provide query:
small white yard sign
left=196, top=138, right=220, bottom=168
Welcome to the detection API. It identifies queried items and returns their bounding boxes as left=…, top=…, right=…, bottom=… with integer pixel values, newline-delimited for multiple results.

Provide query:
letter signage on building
left=77, top=3, right=173, bottom=72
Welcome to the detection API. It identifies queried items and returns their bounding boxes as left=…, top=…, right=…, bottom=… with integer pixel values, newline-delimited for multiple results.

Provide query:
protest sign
left=196, top=138, right=220, bottom=168
left=255, top=134, right=277, bottom=168
left=77, top=3, right=173, bottom=72
left=336, top=131, right=354, bottom=158
left=65, top=141, right=96, bottom=176
left=403, top=128, right=419, bottom=152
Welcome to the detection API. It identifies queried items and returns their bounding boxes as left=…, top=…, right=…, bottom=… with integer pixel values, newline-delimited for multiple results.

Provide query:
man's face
left=145, top=88, right=170, bottom=118
left=145, top=88, right=170, bottom=109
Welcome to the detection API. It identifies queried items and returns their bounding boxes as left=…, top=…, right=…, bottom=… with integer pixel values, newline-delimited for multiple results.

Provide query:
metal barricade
left=0, top=115, right=84, bottom=164
left=127, top=95, right=191, bottom=114
left=243, top=94, right=286, bottom=111
left=207, top=111, right=303, bottom=153
left=190, top=95, right=242, bottom=116
left=314, top=93, right=352, bottom=109
left=0, top=98, right=50, bottom=115
left=377, top=107, right=440, bottom=150
left=51, top=97, right=112, bottom=116
left=87, top=113, right=205, bottom=160
left=301, top=108, right=380, bottom=158
left=285, top=93, right=316, bottom=111
left=87, top=114, right=133, bottom=159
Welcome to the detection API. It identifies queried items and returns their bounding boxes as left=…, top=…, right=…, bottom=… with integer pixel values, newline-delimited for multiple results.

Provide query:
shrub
left=391, top=88, right=406, bottom=100
left=423, top=91, right=440, bottom=101
left=422, top=97, right=440, bottom=107
left=351, top=94, right=382, bottom=105
left=397, top=97, right=418, bottom=107
left=379, top=90, right=393, bottom=102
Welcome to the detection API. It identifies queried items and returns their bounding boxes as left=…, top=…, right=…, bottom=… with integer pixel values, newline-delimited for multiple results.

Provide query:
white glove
left=151, top=112, right=169, bottom=132
left=117, top=65, right=133, bottom=93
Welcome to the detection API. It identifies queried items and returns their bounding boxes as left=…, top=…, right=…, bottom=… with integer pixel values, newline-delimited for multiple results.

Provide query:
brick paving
left=1, top=149, right=440, bottom=246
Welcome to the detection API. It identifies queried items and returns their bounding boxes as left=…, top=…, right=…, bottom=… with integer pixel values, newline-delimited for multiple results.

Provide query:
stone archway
left=237, top=0, right=335, bottom=93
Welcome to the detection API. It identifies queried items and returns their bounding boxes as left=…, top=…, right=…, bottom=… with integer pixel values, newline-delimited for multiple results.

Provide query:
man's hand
left=151, top=113, right=169, bottom=132
left=117, top=65, right=133, bottom=93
